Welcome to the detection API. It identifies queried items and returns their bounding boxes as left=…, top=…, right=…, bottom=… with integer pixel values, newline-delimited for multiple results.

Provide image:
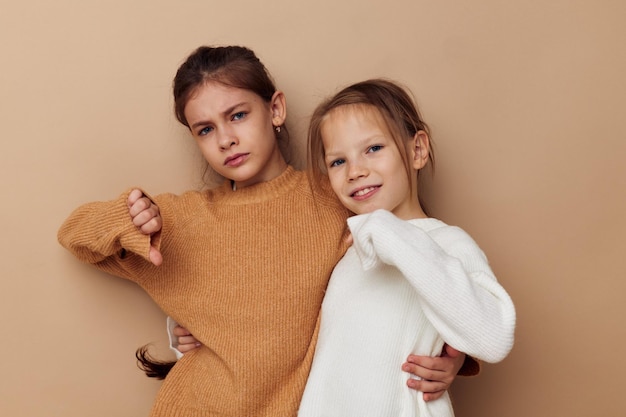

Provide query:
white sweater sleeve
left=347, top=209, right=516, bottom=363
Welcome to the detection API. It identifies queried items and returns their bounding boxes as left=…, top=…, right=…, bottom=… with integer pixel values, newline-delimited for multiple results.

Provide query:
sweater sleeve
left=347, top=209, right=516, bottom=363
left=57, top=189, right=157, bottom=280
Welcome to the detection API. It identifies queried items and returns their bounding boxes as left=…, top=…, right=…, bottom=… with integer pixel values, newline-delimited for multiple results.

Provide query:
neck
left=232, top=150, right=287, bottom=190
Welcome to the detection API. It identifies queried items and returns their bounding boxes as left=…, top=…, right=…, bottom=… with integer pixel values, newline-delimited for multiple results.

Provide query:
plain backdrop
left=1, top=1, right=625, bottom=416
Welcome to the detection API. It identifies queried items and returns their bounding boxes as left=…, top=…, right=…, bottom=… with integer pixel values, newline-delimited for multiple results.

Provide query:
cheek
left=327, top=173, right=343, bottom=196
left=196, top=142, right=220, bottom=166
left=255, top=126, right=279, bottom=151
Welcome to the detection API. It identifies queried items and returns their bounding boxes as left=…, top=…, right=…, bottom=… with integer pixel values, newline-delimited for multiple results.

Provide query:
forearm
left=57, top=189, right=153, bottom=274
left=349, top=210, right=516, bottom=363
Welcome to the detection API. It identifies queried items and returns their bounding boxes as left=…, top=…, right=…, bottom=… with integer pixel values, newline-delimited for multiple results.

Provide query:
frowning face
left=184, top=82, right=286, bottom=189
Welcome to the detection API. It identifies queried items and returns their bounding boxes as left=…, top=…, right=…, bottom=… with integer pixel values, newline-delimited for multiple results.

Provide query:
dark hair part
left=307, top=78, right=434, bottom=198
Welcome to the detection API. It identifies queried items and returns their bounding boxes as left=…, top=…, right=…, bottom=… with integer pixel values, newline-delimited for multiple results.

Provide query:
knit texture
left=298, top=210, right=516, bottom=417
left=58, top=166, right=349, bottom=417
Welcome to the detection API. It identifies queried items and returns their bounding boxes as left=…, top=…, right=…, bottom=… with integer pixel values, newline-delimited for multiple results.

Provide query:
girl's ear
left=411, top=130, right=430, bottom=170
left=270, top=90, right=287, bottom=127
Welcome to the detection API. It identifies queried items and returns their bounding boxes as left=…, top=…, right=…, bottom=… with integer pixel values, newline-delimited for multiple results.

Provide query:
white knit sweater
left=298, top=209, right=516, bottom=417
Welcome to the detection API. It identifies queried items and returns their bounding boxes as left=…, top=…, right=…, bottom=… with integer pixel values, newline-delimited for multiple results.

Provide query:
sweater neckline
left=209, top=165, right=301, bottom=205
left=407, top=217, right=446, bottom=231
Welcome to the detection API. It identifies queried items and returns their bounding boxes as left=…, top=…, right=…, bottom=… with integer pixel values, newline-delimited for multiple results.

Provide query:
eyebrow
left=323, top=151, right=340, bottom=162
left=324, top=133, right=387, bottom=159
left=190, top=101, right=247, bottom=130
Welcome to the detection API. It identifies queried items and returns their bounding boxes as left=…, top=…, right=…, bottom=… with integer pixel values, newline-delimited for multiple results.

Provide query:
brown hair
left=307, top=78, right=434, bottom=197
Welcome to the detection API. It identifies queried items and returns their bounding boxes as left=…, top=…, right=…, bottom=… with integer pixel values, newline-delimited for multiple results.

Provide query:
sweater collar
left=209, top=165, right=301, bottom=204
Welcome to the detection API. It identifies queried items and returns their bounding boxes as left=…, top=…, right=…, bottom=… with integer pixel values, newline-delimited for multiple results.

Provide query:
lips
left=224, top=153, right=248, bottom=167
left=351, top=185, right=379, bottom=199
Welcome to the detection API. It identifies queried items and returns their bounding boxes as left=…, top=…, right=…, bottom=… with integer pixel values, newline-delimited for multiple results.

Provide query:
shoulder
left=299, top=171, right=346, bottom=212
left=411, top=218, right=470, bottom=239
left=419, top=219, right=488, bottom=260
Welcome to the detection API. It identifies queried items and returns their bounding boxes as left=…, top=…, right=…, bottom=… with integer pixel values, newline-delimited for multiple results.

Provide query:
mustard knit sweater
left=58, top=166, right=350, bottom=417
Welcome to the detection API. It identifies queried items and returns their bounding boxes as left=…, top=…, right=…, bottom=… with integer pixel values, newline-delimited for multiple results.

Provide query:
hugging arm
left=167, top=320, right=466, bottom=401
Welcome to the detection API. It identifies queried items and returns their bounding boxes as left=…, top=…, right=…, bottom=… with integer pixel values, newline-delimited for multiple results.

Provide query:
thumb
left=442, top=344, right=462, bottom=358
left=149, top=246, right=163, bottom=266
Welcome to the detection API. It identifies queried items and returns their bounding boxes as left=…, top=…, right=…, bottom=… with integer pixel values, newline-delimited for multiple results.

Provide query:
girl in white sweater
left=296, top=79, right=516, bottom=416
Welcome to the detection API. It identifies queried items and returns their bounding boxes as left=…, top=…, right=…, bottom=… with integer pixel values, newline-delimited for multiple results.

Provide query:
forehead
left=321, top=104, right=390, bottom=140
left=184, top=81, right=265, bottom=121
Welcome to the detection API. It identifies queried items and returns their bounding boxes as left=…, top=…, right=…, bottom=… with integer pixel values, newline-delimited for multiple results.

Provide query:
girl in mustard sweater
left=58, top=46, right=471, bottom=417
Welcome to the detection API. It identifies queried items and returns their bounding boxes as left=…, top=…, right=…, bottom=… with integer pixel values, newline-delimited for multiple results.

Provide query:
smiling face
left=184, top=81, right=287, bottom=189
left=321, top=105, right=428, bottom=220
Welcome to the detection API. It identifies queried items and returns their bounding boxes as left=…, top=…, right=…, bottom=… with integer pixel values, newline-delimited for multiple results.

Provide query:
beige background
left=1, top=0, right=624, bottom=416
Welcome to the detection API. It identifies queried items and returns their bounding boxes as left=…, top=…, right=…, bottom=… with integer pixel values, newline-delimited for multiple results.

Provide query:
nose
left=347, top=160, right=368, bottom=182
left=218, top=127, right=238, bottom=150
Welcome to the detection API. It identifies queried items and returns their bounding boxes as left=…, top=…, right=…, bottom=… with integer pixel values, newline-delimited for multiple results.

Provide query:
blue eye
left=329, top=159, right=345, bottom=168
left=232, top=111, right=246, bottom=121
left=198, top=126, right=214, bottom=136
left=368, top=145, right=383, bottom=153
